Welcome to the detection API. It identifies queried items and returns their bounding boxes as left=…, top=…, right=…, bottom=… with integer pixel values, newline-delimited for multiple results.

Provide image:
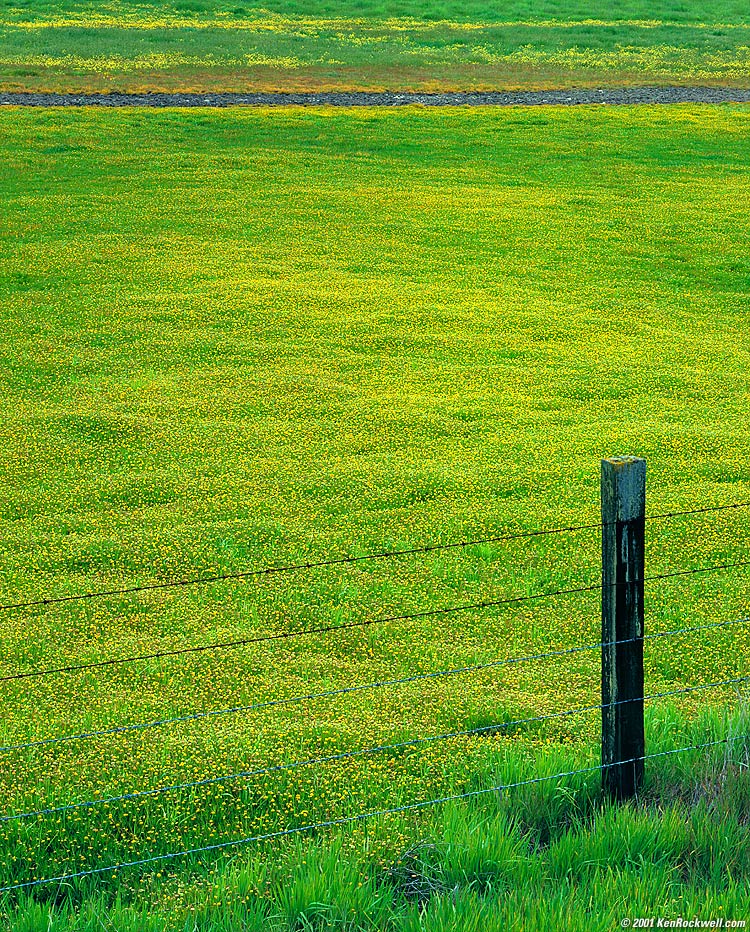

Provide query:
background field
left=2, top=0, right=750, bottom=93
left=1, top=105, right=749, bottom=926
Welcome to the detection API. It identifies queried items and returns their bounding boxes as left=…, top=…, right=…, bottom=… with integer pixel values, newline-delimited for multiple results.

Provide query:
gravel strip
left=2, top=87, right=750, bottom=108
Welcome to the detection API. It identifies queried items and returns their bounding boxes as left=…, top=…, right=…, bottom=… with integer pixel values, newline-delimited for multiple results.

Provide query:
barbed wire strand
left=3, top=614, right=747, bottom=754
left=2, top=501, right=747, bottom=614
left=4, top=674, right=747, bottom=824
left=1, top=733, right=743, bottom=895
left=3, top=557, right=748, bottom=684
left=0, top=583, right=602, bottom=683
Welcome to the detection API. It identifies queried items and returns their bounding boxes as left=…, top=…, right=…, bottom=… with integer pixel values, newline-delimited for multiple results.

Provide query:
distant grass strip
left=1, top=0, right=749, bottom=92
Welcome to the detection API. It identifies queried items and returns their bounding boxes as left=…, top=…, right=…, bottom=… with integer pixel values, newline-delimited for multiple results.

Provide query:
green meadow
left=1, top=0, right=750, bottom=93
left=1, top=105, right=749, bottom=926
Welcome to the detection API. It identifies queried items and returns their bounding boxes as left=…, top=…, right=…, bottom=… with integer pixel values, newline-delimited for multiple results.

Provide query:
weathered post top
left=601, top=456, right=646, bottom=523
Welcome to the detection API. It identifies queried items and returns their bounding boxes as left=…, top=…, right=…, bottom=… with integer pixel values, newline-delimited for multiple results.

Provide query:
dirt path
left=2, top=87, right=750, bottom=107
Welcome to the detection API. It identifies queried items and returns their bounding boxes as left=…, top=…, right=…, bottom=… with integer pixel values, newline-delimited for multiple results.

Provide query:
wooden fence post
left=601, top=455, right=646, bottom=800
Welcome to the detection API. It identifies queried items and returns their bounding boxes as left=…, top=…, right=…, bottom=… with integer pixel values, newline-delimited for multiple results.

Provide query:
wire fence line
left=0, top=497, right=747, bottom=897
left=1, top=734, right=744, bottom=896
left=3, top=674, right=748, bottom=825
left=1, top=500, right=747, bottom=615
left=2, top=557, right=749, bottom=685
left=2, top=615, right=748, bottom=755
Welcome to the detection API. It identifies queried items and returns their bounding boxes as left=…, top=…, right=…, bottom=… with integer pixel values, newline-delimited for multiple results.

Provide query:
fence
left=0, top=456, right=748, bottom=894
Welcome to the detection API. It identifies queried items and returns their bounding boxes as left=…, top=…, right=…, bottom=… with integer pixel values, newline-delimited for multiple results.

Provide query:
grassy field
left=2, top=0, right=750, bottom=93
left=3, top=709, right=750, bottom=930
left=0, top=104, right=749, bottom=926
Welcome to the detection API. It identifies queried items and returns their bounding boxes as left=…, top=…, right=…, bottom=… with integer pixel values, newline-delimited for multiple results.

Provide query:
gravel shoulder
left=2, top=87, right=750, bottom=107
